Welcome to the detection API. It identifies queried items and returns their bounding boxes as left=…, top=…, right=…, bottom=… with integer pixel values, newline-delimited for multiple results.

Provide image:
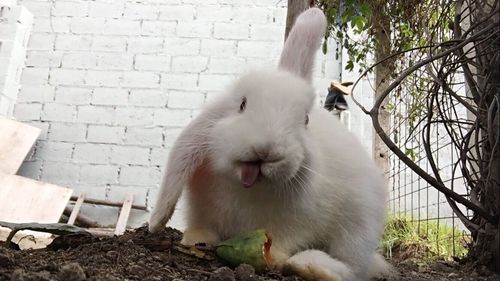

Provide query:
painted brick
left=35, top=141, right=73, bottom=162
left=77, top=105, right=115, bottom=124
left=18, top=160, right=43, bottom=180
left=52, top=1, right=89, bottom=17
left=32, top=18, right=52, bottom=32
left=96, top=53, right=134, bottom=70
left=141, top=21, right=176, bottom=36
left=28, top=33, right=56, bottom=50
left=129, top=89, right=167, bottom=107
left=177, top=22, right=212, bottom=38
left=233, top=7, right=270, bottom=23
left=125, top=127, right=163, bottom=147
left=158, top=5, right=194, bottom=20
left=73, top=143, right=111, bottom=164
left=14, top=103, right=42, bottom=121
left=21, top=67, right=49, bottom=85
left=103, top=19, right=141, bottom=36
left=134, top=54, right=170, bottom=72
left=237, top=41, right=279, bottom=57
left=114, top=107, right=154, bottom=126
left=41, top=103, right=77, bottom=122
left=70, top=17, right=106, bottom=34
left=161, top=73, right=198, bottom=90
left=107, top=186, right=149, bottom=206
left=22, top=1, right=52, bottom=18
left=199, top=74, right=234, bottom=91
left=164, top=128, right=182, bottom=147
left=87, top=125, right=125, bottom=144
left=124, top=3, right=159, bottom=20
left=122, top=71, right=159, bottom=88
left=26, top=51, right=62, bottom=67
left=49, top=122, right=87, bottom=142
left=150, top=147, right=169, bottom=165
left=153, top=109, right=191, bottom=127
left=17, top=85, right=55, bottom=103
left=79, top=164, right=119, bottom=185
left=41, top=162, right=80, bottom=185
left=55, top=34, right=92, bottom=51
left=85, top=70, right=122, bottom=87
left=250, top=24, right=284, bottom=41
left=119, top=166, right=161, bottom=186
left=62, top=52, right=97, bottom=69
left=51, top=17, right=71, bottom=33
left=92, top=36, right=127, bottom=52
left=49, top=68, right=86, bottom=86
left=89, top=2, right=124, bottom=18
left=208, top=57, right=246, bottom=74
left=54, top=86, right=92, bottom=105
left=214, top=22, right=249, bottom=40
left=127, top=37, right=164, bottom=54
left=167, top=91, right=205, bottom=109
left=163, top=38, right=200, bottom=55
left=110, top=146, right=150, bottom=165
left=200, top=39, right=236, bottom=56
left=196, top=6, right=233, bottom=21
left=92, top=88, right=129, bottom=105
left=171, top=56, right=208, bottom=73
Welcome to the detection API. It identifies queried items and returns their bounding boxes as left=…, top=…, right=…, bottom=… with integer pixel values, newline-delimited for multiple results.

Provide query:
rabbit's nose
left=256, top=149, right=270, bottom=161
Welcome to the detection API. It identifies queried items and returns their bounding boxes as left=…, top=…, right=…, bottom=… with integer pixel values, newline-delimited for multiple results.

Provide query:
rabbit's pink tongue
left=241, top=162, right=260, bottom=188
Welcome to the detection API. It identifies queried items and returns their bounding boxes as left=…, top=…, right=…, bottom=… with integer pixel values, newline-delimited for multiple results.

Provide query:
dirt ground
left=0, top=226, right=498, bottom=281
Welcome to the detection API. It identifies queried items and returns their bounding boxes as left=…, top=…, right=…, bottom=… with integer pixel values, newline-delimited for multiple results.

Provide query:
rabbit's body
left=149, top=7, right=392, bottom=281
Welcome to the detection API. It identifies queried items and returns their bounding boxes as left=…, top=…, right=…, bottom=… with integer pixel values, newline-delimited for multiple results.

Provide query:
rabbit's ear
left=148, top=112, right=217, bottom=233
left=278, top=7, right=327, bottom=83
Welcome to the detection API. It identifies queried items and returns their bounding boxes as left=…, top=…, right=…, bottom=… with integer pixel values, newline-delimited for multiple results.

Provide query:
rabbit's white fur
left=149, top=7, right=391, bottom=281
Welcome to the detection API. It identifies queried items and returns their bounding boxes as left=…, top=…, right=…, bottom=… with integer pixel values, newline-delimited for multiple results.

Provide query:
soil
left=0, top=226, right=498, bottom=281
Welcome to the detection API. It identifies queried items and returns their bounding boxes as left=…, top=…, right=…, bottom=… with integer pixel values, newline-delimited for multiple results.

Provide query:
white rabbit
left=149, top=7, right=392, bottom=281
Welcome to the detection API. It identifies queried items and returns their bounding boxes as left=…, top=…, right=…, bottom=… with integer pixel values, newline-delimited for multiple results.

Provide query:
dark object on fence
left=323, top=80, right=353, bottom=111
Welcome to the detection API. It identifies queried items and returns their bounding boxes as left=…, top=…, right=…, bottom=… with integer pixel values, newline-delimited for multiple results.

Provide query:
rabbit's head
left=208, top=71, right=315, bottom=188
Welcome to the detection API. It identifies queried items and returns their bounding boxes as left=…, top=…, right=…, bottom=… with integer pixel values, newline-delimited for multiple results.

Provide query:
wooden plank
left=0, top=172, right=73, bottom=223
left=67, top=194, right=85, bottom=225
left=114, top=193, right=134, bottom=236
left=69, top=195, right=147, bottom=210
left=0, top=117, right=41, bottom=174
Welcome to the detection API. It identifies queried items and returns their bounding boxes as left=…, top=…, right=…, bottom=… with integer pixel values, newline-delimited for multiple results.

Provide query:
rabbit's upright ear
left=148, top=111, right=218, bottom=233
left=278, top=7, right=327, bottom=83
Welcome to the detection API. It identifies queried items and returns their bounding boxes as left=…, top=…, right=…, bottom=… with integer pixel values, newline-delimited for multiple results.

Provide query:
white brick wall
left=0, top=3, right=33, bottom=116
left=10, top=0, right=375, bottom=228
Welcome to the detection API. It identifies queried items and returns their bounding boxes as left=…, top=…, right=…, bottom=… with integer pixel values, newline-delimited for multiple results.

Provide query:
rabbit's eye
left=305, top=114, right=309, bottom=125
left=239, top=97, right=247, bottom=112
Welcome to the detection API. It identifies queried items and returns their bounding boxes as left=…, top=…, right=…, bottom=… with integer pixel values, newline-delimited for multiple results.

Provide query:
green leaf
left=346, top=60, right=354, bottom=71
left=360, top=3, right=373, bottom=18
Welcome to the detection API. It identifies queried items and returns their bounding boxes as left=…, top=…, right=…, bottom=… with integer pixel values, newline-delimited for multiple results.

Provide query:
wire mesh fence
left=386, top=65, right=474, bottom=258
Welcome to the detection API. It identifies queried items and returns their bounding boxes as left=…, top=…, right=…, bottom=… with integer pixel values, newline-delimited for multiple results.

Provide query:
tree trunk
left=371, top=1, right=392, bottom=175
left=284, top=0, right=311, bottom=40
left=465, top=0, right=500, bottom=272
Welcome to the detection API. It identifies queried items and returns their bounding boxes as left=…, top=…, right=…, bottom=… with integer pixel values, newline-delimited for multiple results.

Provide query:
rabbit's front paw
left=181, top=228, right=220, bottom=246
left=282, top=250, right=353, bottom=281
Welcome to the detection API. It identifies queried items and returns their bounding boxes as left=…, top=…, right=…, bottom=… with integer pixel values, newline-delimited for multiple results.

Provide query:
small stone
left=57, top=263, right=86, bottom=281
left=208, top=267, right=236, bottom=281
left=234, top=264, right=258, bottom=281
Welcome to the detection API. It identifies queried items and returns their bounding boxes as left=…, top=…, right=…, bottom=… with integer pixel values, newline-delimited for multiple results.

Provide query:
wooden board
left=0, top=117, right=41, bottom=174
left=114, top=193, right=133, bottom=236
left=0, top=172, right=72, bottom=223
left=67, top=194, right=85, bottom=225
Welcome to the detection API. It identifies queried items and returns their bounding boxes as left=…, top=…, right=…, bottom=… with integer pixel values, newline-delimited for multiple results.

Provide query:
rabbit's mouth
left=240, top=161, right=261, bottom=188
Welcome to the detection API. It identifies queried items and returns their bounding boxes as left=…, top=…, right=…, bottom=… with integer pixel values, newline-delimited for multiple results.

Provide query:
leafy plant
left=381, top=214, right=470, bottom=262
